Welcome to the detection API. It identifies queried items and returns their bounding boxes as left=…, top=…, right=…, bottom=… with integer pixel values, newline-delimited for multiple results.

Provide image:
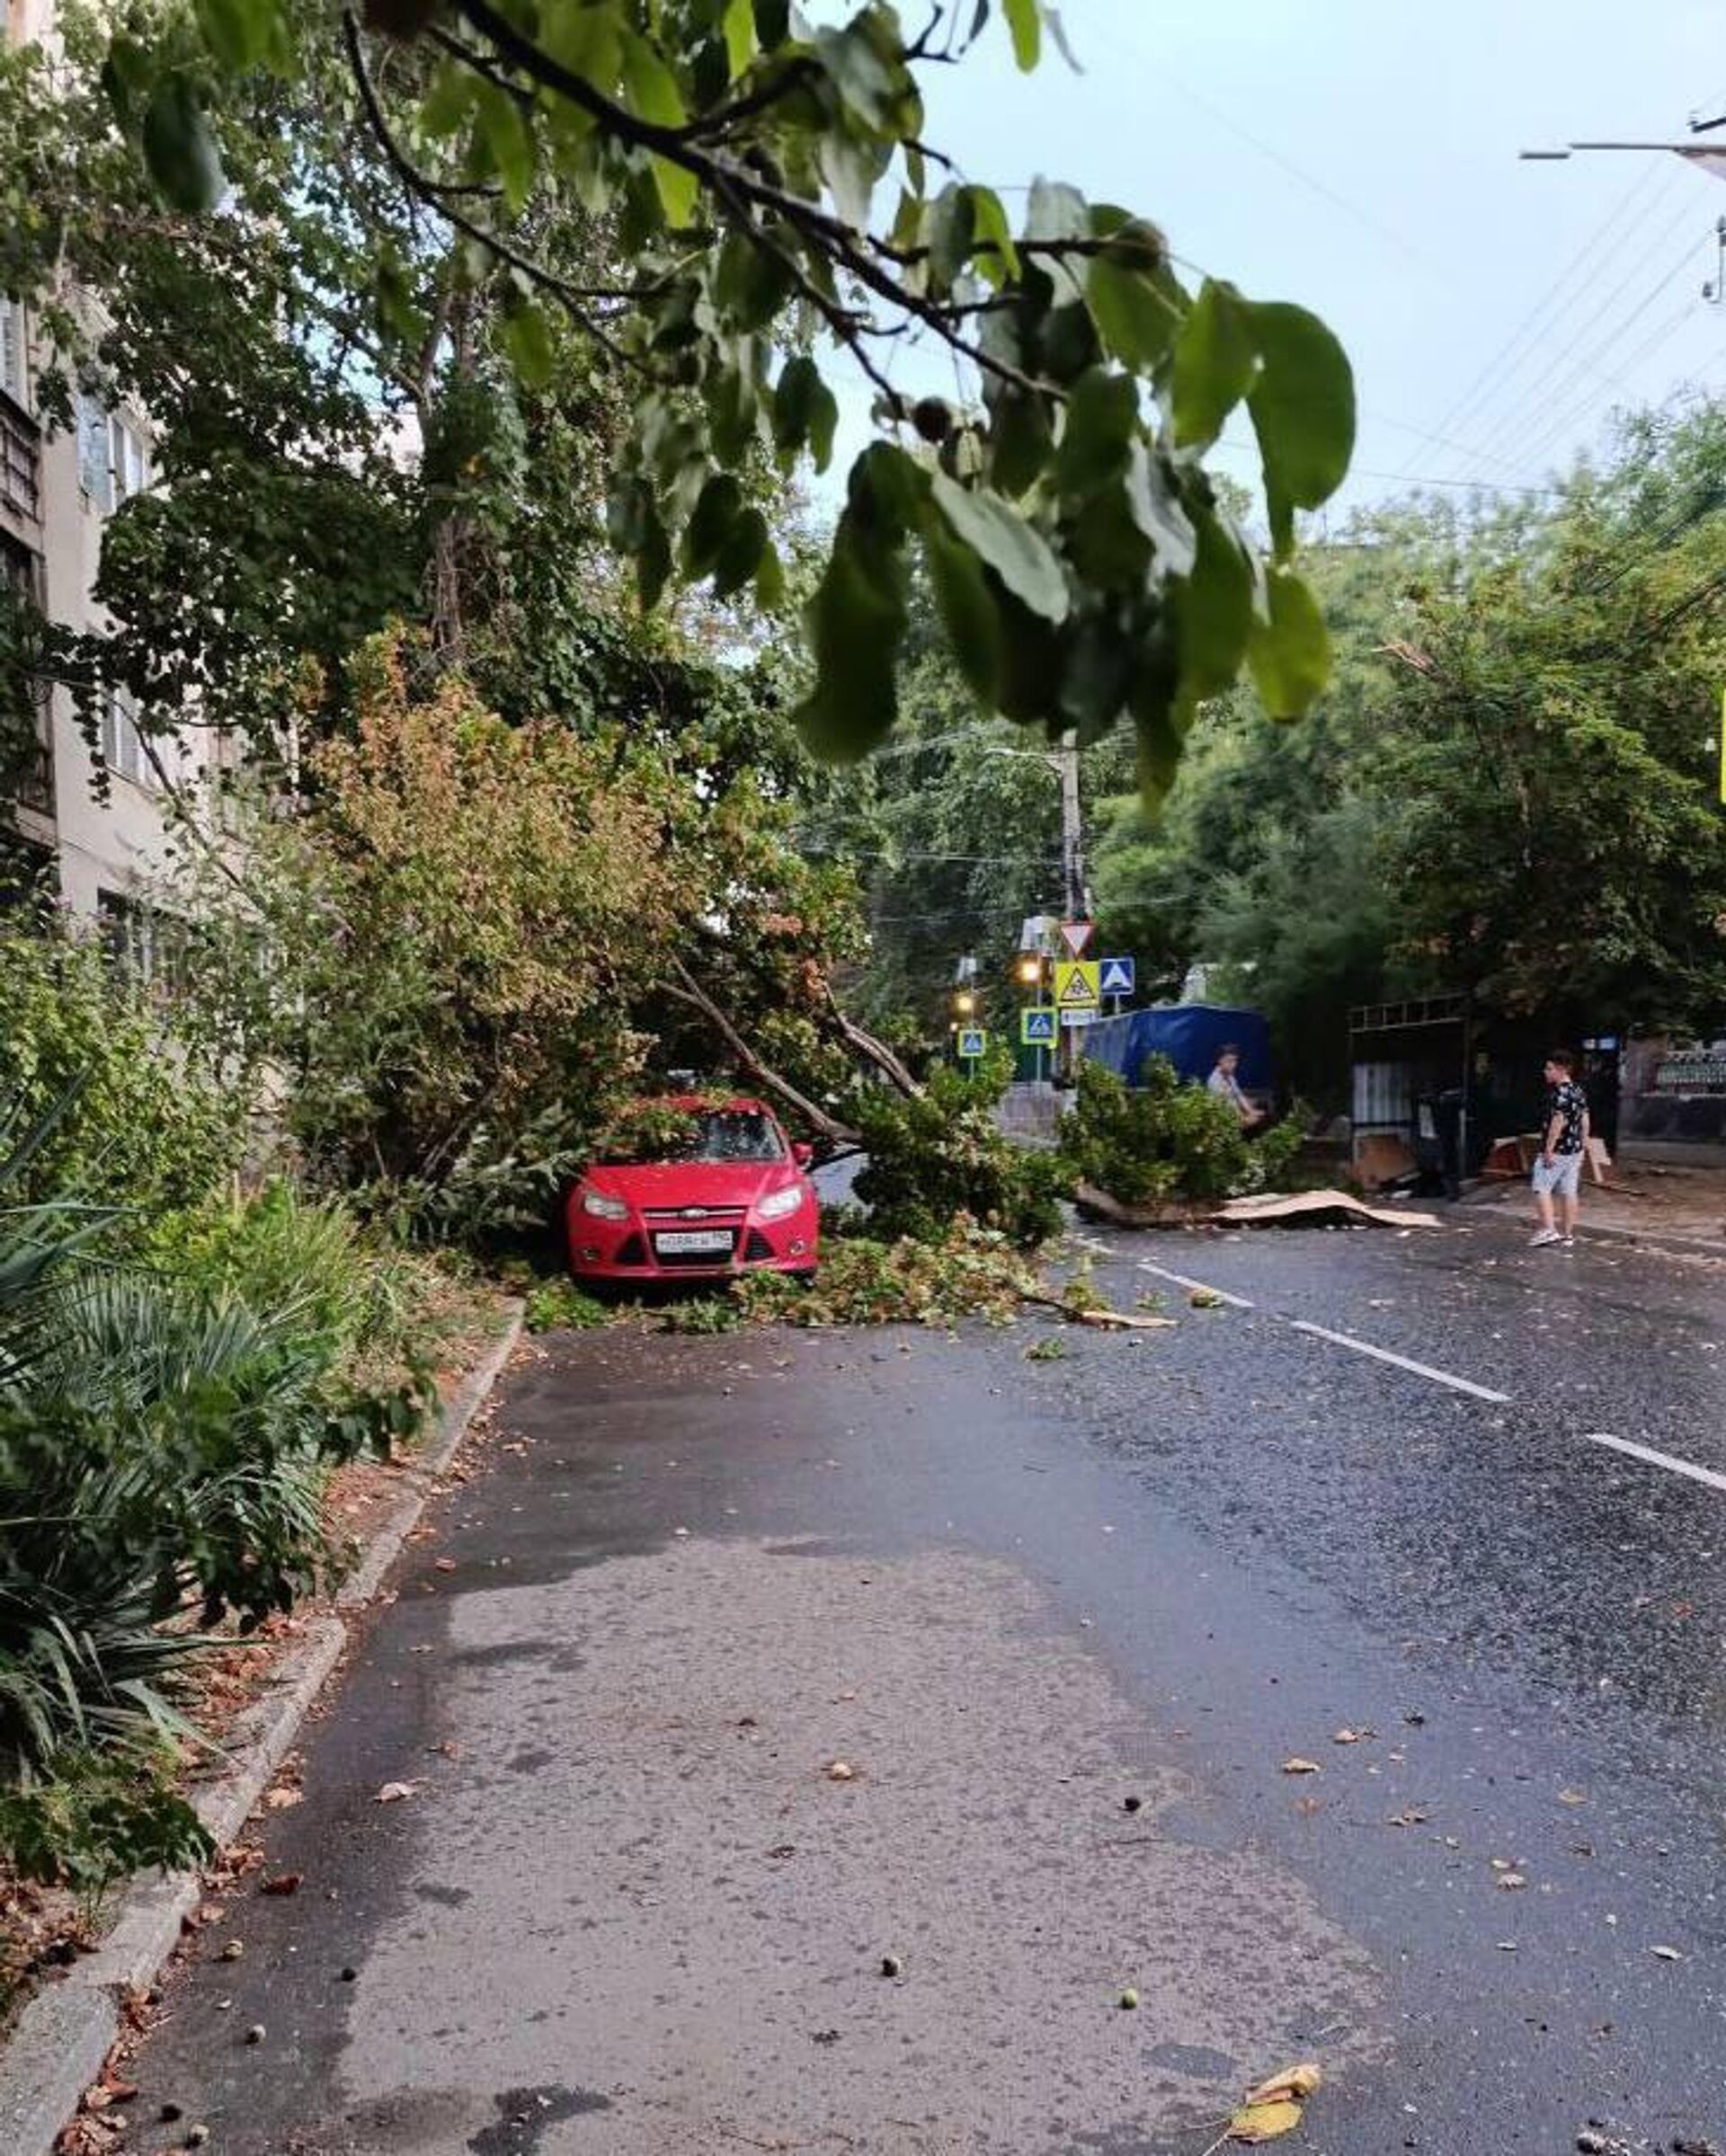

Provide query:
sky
left=816, top=0, right=1726, bottom=521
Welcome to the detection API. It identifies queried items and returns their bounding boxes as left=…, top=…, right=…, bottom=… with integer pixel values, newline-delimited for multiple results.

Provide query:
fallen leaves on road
left=433, top=1557, right=458, bottom=1573
left=1558, top=1788, right=1588, bottom=1806
left=1281, top=1758, right=1321, bottom=1776
left=259, top=1873, right=301, bottom=1897
left=1332, top=1726, right=1375, bottom=1744
left=825, top=1761, right=857, bottom=1782
left=376, top=1781, right=417, bottom=1804
left=1651, top=1944, right=1684, bottom=1960
left=1386, top=1807, right=1429, bottom=1827
left=1205, top=2063, right=1323, bottom=2149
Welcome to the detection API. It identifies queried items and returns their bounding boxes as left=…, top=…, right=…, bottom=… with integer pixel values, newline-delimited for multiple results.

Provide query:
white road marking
left=1286, top=1320, right=1511, bottom=1404
left=1134, top=1260, right=1255, bottom=1310
left=1577, top=1430, right=1726, bottom=1498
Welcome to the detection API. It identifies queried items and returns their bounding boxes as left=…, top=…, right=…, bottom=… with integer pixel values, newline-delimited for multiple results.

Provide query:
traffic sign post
left=1098, top=954, right=1135, bottom=1000
left=956, top=1026, right=988, bottom=1061
left=1058, top=919, right=1094, bottom=960
left=1020, top=1007, right=1057, bottom=1046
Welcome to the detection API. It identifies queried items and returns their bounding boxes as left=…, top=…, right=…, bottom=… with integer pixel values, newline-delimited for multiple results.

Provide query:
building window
left=76, top=391, right=112, bottom=510
left=1, top=530, right=50, bottom=814
left=0, top=297, right=25, bottom=408
left=111, top=414, right=148, bottom=502
left=100, top=688, right=155, bottom=789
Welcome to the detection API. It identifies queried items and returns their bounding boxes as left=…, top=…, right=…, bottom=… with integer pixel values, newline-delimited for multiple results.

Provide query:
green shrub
left=0, top=923, right=238, bottom=1218
left=850, top=1051, right=1072, bottom=1249
left=1061, top=1056, right=1308, bottom=1208
left=523, top=1277, right=611, bottom=1334
left=734, top=1220, right=1035, bottom=1328
left=0, top=1748, right=211, bottom=1917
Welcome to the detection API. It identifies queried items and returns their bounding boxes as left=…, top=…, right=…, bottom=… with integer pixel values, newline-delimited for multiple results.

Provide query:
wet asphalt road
left=118, top=1211, right=1726, bottom=2155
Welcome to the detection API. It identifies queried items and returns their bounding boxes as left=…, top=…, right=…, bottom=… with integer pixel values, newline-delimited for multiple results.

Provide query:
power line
left=1464, top=200, right=1706, bottom=472
left=1410, top=156, right=1677, bottom=480
left=1509, top=292, right=1706, bottom=472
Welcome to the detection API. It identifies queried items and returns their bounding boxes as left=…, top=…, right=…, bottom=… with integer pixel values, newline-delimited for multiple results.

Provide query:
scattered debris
left=244, top=2023, right=265, bottom=2045
left=218, top=1940, right=244, bottom=1962
left=825, top=1761, right=856, bottom=1782
left=1123, top=1795, right=1143, bottom=1814
left=1189, top=1287, right=1225, bottom=1310
left=1332, top=1726, right=1374, bottom=1744
left=259, top=1873, right=301, bottom=1897
left=1651, top=1944, right=1684, bottom=1961
left=1281, top=1757, right=1322, bottom=1776
left=1119, top=1987, right=1139, bottom=2010
left=375, top=1781, right=417, bottom=1804
left=880, top=1954, right=903, bottom=1978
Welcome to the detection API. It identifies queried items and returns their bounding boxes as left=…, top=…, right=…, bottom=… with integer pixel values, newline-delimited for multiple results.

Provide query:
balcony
left=0, top=390, right=40, bottom=524
left=13, top=732, right=53, bottom=819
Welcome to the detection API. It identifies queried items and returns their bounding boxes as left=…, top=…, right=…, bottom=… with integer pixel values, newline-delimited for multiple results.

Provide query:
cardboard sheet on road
left=1075, top=1181, right=1440, bottom=1230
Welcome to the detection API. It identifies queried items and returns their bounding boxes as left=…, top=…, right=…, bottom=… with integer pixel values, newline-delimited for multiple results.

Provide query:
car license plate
left=654, top=1229, right=734, bottom=1255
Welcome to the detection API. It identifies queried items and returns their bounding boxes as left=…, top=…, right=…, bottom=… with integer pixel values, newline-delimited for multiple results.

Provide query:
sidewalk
left=1469, top=1152, right=1726, bottom=1256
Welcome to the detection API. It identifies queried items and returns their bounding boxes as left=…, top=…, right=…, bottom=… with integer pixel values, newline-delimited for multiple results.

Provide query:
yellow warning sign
left=1054, top=960, right=1100, bottom=1009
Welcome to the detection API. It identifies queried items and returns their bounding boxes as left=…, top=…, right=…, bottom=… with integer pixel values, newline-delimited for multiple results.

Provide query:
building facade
left=2, top=0, right=222, bottom=935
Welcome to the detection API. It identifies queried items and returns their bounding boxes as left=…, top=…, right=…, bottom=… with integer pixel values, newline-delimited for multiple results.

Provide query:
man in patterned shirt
left=1529, top=1049, right=1590, bottom=1248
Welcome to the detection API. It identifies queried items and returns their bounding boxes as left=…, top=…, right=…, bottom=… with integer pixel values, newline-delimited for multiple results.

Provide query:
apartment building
left=1, top=0, right=223, bottom=944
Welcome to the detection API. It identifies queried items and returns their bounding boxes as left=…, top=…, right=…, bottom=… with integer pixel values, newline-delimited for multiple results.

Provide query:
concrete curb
left=0, top=1303, right=523, bottom=2156
left=1466, top=1195, right=1726, bottom=1264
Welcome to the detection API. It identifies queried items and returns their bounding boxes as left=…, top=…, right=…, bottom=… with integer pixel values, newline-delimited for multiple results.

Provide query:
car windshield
left=672, top=1110, right=785, bottom=1165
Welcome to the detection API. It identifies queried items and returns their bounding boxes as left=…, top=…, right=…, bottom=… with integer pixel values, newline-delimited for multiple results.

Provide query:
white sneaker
left=1560, top=1235, right=1575, bottom=1247
left=1529, top=1228, right=1561, bottom=1247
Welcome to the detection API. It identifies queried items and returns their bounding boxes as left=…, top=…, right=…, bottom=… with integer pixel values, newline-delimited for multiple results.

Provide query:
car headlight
left=580, top=1186, right=629, bottom=1221
left=756, top=1184, right=805, bottom=1222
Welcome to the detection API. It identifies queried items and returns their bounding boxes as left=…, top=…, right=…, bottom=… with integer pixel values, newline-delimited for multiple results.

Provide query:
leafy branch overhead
left=113, top=0, right=1356, bottom=795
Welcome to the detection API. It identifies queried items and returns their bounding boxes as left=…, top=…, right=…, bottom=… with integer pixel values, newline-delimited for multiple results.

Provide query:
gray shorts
left=1532, top=1152, right=1582, bottom=1198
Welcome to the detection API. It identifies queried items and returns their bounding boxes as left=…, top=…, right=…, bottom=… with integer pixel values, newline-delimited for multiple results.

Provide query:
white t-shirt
left=1207, top=1067, right=1249, bottom=1112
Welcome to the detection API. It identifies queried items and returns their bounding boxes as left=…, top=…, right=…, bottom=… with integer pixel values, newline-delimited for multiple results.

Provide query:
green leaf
left=1247, top=565, right=1331, bottom=719
left=714, top=230, right=793, bottom=331
left=816, top=23, right=896, bottom=128
left=796, top=516, right=909, bottom=763
left=141, top=77, right=226, bottom=214
left=753, top=0, right=789, bottom=46
left=502, top=299, right=555, bottom=390
left=1054, top=368, right=1136, bottom=499
left=475, top=85, right=534, bottom=214
left=1124, top=443, right=1196, bottom=579
left=637, top=501, right=673, bottom=610
left=930, top=471, right=1068, bottom=624
left=968, top=186, right=1020, bottom=287
left=1087, top=254, right=1176, bottom=374
left=722, top=0, right=756, bottom=77
left=682, top=473, right=744, bottom=579
left=771, top=355, right=839, bottom=472
left=988, top=387, right=1051, bottom=499
left=754, top=539, right=787, bottom=611
left=712, top=506, right=769, bottom=599
left=1171, top=503, right=1254, bottom=702
left=1026, top=175, right=1088, bottom=304
left=1059, top=617, right=1134, bottom=734
left=195, top=0, right=278, bottom=71
left=923, top=514, right=1002, bottom=705
left=621, top=34, right=698, bottom=225
left=1170, top=279, right=1256, bottom=451
left=1003, top=0, right=1040, bottom=68
left=540, top=1, right=623, bottom=96
left=100, top=36, right=151, bottom=129
left=925, top=183, right=975, bottom=288
left=1245, top=299, right=1356, bottom=558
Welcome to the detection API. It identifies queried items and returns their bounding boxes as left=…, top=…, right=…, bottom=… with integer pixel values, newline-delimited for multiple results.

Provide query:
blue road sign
left=956, top=1027, right=988, bottom=1060
left=1099, top=954, right=1135, bottom=998
left=1020, top=1007, right=1057, bottom=1046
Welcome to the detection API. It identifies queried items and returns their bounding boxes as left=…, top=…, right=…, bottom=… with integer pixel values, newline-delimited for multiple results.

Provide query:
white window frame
left=100, top=688, right=153, bottom=789
left=111, top=413, right=148, bottom=503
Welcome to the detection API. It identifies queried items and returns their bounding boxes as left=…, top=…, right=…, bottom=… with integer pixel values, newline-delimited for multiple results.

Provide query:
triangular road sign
left=1054, top=960, right=1100, bottom=1008
left=1099, top=954, right=1135, bottom=998
left=1059, top=919, right=1094, bottom=959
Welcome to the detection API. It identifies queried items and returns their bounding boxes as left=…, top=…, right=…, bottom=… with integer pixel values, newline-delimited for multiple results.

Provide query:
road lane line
left=1286, top=1320, right=1511, bottom=1403
left=1578, top=1430, right=1726, bottom=1497
left=1134, top=1260, right=1255, bottom=1309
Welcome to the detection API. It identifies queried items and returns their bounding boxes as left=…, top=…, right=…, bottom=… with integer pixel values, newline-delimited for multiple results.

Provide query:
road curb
left=0, top=1303, right=523, bottom=2156
left=1467, top=1197, right=1726, bottom=1264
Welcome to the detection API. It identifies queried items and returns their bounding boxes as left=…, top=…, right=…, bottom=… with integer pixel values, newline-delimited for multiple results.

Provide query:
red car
left=565, top=1096, right=819, bottom=1286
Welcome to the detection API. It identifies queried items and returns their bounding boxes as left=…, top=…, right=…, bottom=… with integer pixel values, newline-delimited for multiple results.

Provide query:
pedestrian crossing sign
left=1098, top=954, right=1134, bottom=998
left=1054, top=960, right=1100, bottom=1009
left=956, top=1026, right=988, bottom=1060
left=1020, top=1007, right=1057, bottom=1046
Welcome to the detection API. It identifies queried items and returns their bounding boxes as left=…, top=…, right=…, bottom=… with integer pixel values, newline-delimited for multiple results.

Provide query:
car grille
left=743, top=1230, right=775, bottom=1263
left=612, top=1234, right=646, bottom=1266
left=641, top=1206, right=748, bottom=1223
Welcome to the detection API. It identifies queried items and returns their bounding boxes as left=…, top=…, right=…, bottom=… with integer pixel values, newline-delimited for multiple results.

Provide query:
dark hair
left=1546, top=1048, right=1576, bottom=1073
left=1217, top=1042, right=1240, bottom=1059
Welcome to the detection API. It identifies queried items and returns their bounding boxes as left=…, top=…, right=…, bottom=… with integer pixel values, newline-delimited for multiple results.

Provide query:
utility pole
left=1058, top=730, right=1090, bottom=924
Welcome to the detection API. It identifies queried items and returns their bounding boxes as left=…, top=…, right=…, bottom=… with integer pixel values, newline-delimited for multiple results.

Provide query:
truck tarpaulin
left=1081, top=1005, right=1272, bottom=1093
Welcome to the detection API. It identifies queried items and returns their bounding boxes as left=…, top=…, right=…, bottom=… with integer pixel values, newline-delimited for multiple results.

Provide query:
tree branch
left=663, top=957, right=860, bottom=1145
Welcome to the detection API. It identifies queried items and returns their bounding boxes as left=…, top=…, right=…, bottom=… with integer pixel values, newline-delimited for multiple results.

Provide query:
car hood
left=583, top=1161, right=799, bottom=1211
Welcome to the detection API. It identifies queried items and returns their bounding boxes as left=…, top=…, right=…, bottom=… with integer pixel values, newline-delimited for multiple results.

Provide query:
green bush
left=522, top=1276, right=611, bottom=1334
left=1061, top=1056, right=1307, bottom=1208
left=0, top=1748, right=211, bottom=1915
left=734, top=1219, right=1035, bottom=1327
left=0, top=923, right=238, bottom=1219
left=850, top=1051, right=1072, bottom=1249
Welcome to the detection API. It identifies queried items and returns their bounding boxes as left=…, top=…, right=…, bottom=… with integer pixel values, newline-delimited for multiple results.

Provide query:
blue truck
left=1079, top=1004, right=1272, bottom=1096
